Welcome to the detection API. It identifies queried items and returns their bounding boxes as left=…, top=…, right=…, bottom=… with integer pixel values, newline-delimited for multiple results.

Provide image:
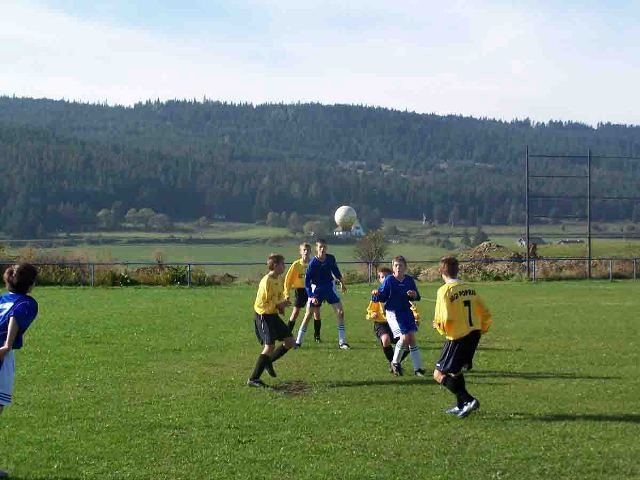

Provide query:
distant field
left=1, top=282, right=638, bottom=479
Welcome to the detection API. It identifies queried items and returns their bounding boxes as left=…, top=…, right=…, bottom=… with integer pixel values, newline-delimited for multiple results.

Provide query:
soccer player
left=298, top=239, right=350, bottom=349
left=283, top=242, right=320, bottom=336
left=372, top=256, right=425, bottom=376
left=433, top=256, right=492, bottom=418
left=366, top=267, right=395, bottom=368
left=0, top=263, right=39, bottom=479
left=247, top=254, right=294, bottom=388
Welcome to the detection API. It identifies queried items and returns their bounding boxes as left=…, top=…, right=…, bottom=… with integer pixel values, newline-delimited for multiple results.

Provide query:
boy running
left=433, top=256, right=492, bottom=418
left=372, top=256, right=424, bottom=376
left=298, top=239, right=350, bottom=349
left=248, top=254, right=294, bottom=388
left=0, top=263, right=39, bottom=479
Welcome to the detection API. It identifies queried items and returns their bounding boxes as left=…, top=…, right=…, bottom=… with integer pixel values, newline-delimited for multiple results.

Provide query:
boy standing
left=283, top=243, right=321, bottom=336
left=0, top=263, right=39, bottom=479
left=248, top=254, right=294, bottom=388
left=298, top=239, right=350, bottom=349
left=432, top=256, right=492, bottom=418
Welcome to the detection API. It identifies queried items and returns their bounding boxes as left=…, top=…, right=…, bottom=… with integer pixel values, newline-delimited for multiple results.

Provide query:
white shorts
left=385, top=311, right=402, bottom=338
left=0, top=350, right=15, bottom=406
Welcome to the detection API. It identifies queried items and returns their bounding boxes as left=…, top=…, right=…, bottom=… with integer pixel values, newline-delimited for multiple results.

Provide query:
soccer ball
left=334, top=205, right=357, bottom=231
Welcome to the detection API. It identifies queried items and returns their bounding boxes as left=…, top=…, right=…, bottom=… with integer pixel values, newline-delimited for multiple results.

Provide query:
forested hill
left=1, top=96, right=640, bottom=237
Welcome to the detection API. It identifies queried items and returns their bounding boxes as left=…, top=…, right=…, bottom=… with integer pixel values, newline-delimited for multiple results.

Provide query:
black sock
left=250, top=354, right=270, bottom=380
left=400, top=349, right=410, bottom=363
left=383, top=345, right=394, bottom=362
left=455, top=374, right=474, bottom=405
left=287, top=320, right=295, bottom=333
left=442, top=375, right=473, bottom=408
left=272, top=345, right=289, bottom=362
left=314, top=319, right=322, bottom=337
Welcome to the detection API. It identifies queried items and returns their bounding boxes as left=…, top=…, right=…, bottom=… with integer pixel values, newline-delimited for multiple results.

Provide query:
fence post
left=634, top=259, right=637, bottom=280
left=187, top=264, right=192, bottom=287
left=90, top=263, right=95, bottom=287
left=532, top=259, right=536, bottom=282
left=609, top=259, right=613, bottom=282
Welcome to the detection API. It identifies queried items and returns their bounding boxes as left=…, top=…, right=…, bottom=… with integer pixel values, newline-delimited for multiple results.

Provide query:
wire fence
left=4, top=257, right=638, bottom=287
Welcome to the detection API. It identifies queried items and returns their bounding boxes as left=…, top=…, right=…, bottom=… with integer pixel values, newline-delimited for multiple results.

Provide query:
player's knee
left=381, top=335, right=391, bottom=347
left=262, top=344, right=275, bottom=355
left=283, top=337, right=296, bottom=349
left=433, top=369, right=444, bottom=383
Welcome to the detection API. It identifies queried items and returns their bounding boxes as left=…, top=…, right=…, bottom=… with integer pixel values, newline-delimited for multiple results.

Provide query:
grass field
left=0, top=281, right=638, bottom=479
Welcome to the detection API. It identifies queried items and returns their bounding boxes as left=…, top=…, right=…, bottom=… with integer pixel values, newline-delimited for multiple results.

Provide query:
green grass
left=1, top=282, right=638, bottom=479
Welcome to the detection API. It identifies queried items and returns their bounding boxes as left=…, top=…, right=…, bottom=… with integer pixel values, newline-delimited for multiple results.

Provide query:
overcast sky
left=2, top=0, right=639, bottom=125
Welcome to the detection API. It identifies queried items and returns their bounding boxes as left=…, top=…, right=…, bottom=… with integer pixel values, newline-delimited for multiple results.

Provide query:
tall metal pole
left=525, top=145, right=530, bottom=279
left=587, top=149, right=592, bottom=279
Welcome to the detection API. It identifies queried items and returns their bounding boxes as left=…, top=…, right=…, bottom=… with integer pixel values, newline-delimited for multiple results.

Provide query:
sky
left=1, top=0, right=640, bottom=126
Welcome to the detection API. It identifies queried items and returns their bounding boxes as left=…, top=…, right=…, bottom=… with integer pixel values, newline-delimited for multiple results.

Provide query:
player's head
left=438, top=256, right=459, bottom=279
left=392, top=256, right=407, bottom=276
left=267, top=254, right=285, bottom=274
left=377, top=266, right=392, bottom=283
left=315, top=239, right=327, bottom=256
left=299, top=242, right=311, bottom=259
left=4, top=263, right=38, bottom=294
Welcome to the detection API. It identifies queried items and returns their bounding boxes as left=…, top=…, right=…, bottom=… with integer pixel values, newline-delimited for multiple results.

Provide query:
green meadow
left=0, top=281, right=638, bottom=479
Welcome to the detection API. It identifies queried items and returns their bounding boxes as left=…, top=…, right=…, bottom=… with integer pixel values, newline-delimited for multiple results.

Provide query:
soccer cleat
left=0, top=470, right=7, bottom=479
left=265, top=360, right=277, bottom=378
left=314, top=336, right=322, bottom=343
left=388, top=362, right=394, bottom=373
left=457, top=399, right=480, bottom=418
left=338, top=342, right=351, bottom=350
left=294, top=343, right=301, bottom=349
left=445, top=406, right=462, bottom=415
left=391, top=362, right=403, bottom=376
left=246, top=378, right=267, bottom=388
left=414, top=368, right=426, bottom=377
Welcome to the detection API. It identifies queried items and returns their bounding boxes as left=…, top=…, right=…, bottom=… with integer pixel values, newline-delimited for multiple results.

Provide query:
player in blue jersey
left=295, top=239, right=350, bottom=349
left=0, top=263, right=39, bottom=479
left=371, top=256, right=425, bottom=376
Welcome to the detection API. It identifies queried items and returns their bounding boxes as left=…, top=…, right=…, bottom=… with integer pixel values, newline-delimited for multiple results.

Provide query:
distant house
left=333, top=221, right=365, bottom=238
left=517, top=236, right=547, bottom=247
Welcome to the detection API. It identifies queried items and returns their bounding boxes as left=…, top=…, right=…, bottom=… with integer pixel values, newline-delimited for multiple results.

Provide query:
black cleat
left=414, top=368, right=426, bottom=377
left=445, top=406, right=462, bottom=415
left=391, top=362, right=403, bottom=376
left=314, top=336, right=322, bottom=343
left=246, top=378, right=267, bottom=388
left=457, top=399, right=480, bottom=418
left=338, top=342, right=351, bottom=350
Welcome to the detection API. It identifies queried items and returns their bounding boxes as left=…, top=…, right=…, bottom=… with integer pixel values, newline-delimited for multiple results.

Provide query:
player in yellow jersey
left=247, top=254, right=293, bottom=388
left=432, top=256, right=492, bottom=418
left=366, top=266, right=421, bottom=372
left=283, top=243, right=321, bottom=336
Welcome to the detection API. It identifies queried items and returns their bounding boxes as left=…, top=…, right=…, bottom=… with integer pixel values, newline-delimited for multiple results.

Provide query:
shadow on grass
left=510, top=412, right=640, bottom=423
left=473, top=370, right=619, bottom=380
left=270, top=380, right=312, bottom=397
left=326, top=379, right=433, bottom=388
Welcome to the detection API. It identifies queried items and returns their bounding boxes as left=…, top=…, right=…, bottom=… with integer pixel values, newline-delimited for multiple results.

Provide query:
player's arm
left=304, top=262, right=314, bottom=297
left=432, top=290, right=449, bottom=336
left=283, top=263, right=296, bottom=300
left=407, top=277, right=420, bottom=301
left=0, top=316, right=19, bottom=360
left=475, top=296, right=492, bottom=333
left=330, top=257, right=346, bottom=293
left=410, top=301, right=421, bottom=325
left=376, top=277, right=391, bottom=303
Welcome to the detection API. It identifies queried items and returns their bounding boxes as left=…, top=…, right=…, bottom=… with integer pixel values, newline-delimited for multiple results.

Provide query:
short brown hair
left=4, top=263, right=38, bottom=294
left=439, top=256, right=459, bottom=278
left=315, top=239, right=327, bottom=246
left=392, top=255, right=407, bottom=266
left=377, top=266, right=392, bottom=276
left=267, top=254, right=285, bottom=271
left=299, top=242, right=311, bottom=249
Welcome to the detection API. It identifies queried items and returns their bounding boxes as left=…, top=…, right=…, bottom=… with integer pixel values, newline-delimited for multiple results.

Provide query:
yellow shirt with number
left=434, top=280, right=491, bottom=340
left=254, top=273, right=285, bottom=315
left=283, top=259, right=308, bottom=299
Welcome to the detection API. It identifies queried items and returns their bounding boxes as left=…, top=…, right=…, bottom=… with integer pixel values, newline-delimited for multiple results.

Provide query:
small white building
left=333, top=221, right=365, bottom=237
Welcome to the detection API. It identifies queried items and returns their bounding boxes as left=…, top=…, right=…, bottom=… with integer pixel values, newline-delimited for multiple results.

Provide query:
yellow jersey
left=434, top=280, right=491, bottom=340
left=283, top=259, right=308, bottom=299
left=254, top=273, right=285, bottom=315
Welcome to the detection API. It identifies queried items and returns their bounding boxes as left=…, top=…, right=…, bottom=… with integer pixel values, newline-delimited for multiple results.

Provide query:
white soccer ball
left=334, top=205, right=357, bottom=231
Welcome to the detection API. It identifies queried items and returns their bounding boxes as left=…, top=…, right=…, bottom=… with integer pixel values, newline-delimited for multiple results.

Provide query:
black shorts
left=435, top=330, right=481, bottom=375
left=254, top=313, right=291, bottom=345
left=374, top=321, right=393, bottom=340
left=293, top=288, right=308, bottom=308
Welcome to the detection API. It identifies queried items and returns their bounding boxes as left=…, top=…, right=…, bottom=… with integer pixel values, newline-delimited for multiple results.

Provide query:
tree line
left=1, top=96, right=640, bottom=237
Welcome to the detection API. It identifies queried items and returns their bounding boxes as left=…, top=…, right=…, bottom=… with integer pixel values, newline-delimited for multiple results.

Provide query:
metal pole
left=532, top=258, right=536, bottom=282
left=587, top=149, right=592, bottom=279
left=187, top=264, right=192, bottom=287
left=634, top=259, right=637, bottom=280
left=525, top=145, right=530, bottom=280
left=609, top=259, right=613, bottom=281
left=90, top=263, right=95, bottom=287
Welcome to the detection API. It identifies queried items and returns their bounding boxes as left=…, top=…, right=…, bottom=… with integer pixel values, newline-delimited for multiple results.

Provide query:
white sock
left=338, top=324, right=346, bottom=344
left=392, top=339, right=405, bottom=364
left=296, top=325, right=307, bottom=344
left=409, top=345, right=423, bottom=371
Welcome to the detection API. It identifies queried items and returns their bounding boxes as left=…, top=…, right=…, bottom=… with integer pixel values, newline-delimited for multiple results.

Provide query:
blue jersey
left=305, top=254, right=342, bottom=296
left=373, top=275, right=420, bottom=312
left=0, top=292, right=39, bottom=350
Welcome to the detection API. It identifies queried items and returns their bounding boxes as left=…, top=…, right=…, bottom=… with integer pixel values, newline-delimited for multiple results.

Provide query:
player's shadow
left=473, top=370, right=619, bottom=380
left=270, top=379, right=312, bottom=397
left=326, top=379, right=434, bottom=388
left=510, top=412, right=640, bottom=424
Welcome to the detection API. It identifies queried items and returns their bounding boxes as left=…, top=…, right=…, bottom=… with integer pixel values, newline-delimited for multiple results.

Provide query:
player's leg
left=288, top=306, right=301, bottom=333
left=313, top=307, right=322, bottom=343
left=249, top=314, right=276, bottom=387
left=331, top=301, right=349, bottom=349
left=295, top=303, right=317, bottom=347
left=405, top=331, right=425, bottom=376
